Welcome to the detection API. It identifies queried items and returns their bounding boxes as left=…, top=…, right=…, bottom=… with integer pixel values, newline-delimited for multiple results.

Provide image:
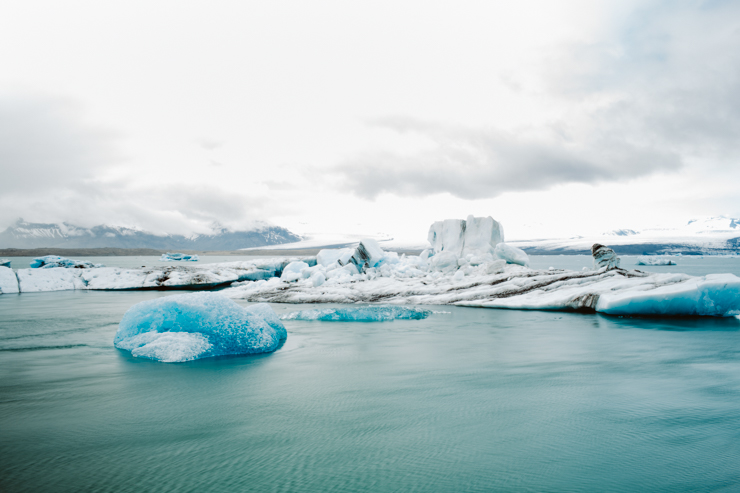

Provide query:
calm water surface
left=1, top=260, right=740, bottom=492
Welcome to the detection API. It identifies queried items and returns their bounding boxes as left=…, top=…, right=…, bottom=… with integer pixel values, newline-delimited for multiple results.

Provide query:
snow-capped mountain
left=0, top=219, right=302, bottom=250
left=510, top=217, right=740, bottom=255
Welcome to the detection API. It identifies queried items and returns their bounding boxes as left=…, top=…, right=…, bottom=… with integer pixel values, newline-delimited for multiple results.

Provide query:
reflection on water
left=1, top=291, right=740, bottom=492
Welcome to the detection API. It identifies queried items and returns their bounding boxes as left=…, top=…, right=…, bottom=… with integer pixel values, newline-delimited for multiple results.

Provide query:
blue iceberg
left=160, top=252, right=199, bottom=262
left=114, top=293, right=286, bottom=362
left=30, top=255, right=104, bottom=269
left=0, top=259, right=10, bottom=268
left=280, top=305, right=431, bottom=322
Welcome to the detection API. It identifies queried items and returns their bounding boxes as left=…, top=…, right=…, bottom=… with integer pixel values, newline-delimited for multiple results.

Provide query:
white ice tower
left=428, top=215, right=504, bottom=257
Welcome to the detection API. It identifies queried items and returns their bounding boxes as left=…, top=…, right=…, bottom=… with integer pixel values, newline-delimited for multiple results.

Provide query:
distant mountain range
left=0, top=219, right=302, bottom=251
left=509, top=216, right=740, bottom=255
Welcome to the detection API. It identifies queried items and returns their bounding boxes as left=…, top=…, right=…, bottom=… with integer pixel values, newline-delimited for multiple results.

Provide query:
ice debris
left=280, top=306, right=431, bottom=321
left=494, top=243, right=529, bottom=267
left=636, top=256, right=676, bottom=266
left=30, top=255, right=104, bottom=269
left=160, top=252, right=199, bottom=262
left=0, top=259, right=10, bottom=268
left=592, top=244, right=620, bottom=270
left=114, top=293, right=286, bottom=362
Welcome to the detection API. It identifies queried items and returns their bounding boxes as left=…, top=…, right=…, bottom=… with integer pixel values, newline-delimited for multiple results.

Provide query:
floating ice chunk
left=310, top=271, right=326, bottom=287
left=0, top=259, right=10, bottom=268
left=0, top=266, right=19, bottom=294
left=280, top=305, right=431, bottom=321
left=494, top=243, right=529, bottom=267
left=30, top=255, right=104, bottom=269
left=428, top=216, right=504, bottom=257
left=17, top=268, right=87, bottom=292
left=160, top=252, right=199, bottom=262
left=428, top=219, right=467, bottom=256
left=453, top=270, right=465, bottom=281
left=114, top=292, right=285, bottom=362
left=462, top=215, right=504, bottom=256
left=430, top=251, right=459, bottom=273
left=592, top=244, right=620, bottom=270
left=596, top=274, right=740, bottom=317
left=346, top=239, right=385, bottom=272
left=317, top=248, right=353, bottom=267
left=281, top=261, right=310, bottom=282
left=636, top=256, right=676, bottom=266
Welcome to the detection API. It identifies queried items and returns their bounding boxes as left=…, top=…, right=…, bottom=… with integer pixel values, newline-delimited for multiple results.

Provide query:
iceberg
left=0, top=259, right=10, bottom=268
left=636, top=256, right=676, bottom=266
left=280, top=306, right=431, bottom=321
left=494, top=243, right=530, bottom=267
left=30, top=255, right=104, bottom=269
left=428, top=215, right=504, bottom=257
left=114, top=293, right=286, bottom=362
left=160, top=252, right=199, bottom=262
left=592, top=244, right=620, bottom=270
left=0, top=266, right=19, bottom=294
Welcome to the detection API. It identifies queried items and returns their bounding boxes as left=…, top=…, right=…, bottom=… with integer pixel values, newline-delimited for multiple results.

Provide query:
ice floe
left=160, top=252, right=199, bottom=262
left=636, top=256, right=677, bottom=266
left=280, top=306, right=431, bottom=321
left=30, top=255, right=104, bottom=269
left=114, top=293, right=285, bottom=362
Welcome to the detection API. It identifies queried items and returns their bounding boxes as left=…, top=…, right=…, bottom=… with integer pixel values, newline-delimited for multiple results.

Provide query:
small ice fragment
left=494, top=243, right=529, bottom=267
left=280, top=306, right=431, bottom=322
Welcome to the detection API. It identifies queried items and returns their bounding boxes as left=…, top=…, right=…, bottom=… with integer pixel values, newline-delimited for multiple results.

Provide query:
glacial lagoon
left=1, top=256, right=740, bottom=492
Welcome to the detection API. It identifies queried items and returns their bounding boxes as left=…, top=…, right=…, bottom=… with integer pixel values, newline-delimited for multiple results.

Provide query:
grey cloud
left=336, top=119, right=681, bottom=199
left=0, top=96, right=122, bottom=193
left=335, top=1, right=740, bottom=200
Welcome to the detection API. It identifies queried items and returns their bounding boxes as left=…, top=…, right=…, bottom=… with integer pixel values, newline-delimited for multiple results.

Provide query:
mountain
left=509, top=217, right=740, bottom=255
left=0, top=219, right=302, bottom=251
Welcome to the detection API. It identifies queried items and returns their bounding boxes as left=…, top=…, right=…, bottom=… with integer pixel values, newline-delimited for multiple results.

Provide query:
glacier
left=280, top=306, right=431, bottom=322
left=160, top=252, right=199, bottom=262
left=114, top=293, right=286, bottom=362
left=30, top=255, right=104, bottom=269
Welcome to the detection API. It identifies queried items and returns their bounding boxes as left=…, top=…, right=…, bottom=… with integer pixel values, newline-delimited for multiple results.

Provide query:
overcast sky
left=1, top=0, right=738, bottom=243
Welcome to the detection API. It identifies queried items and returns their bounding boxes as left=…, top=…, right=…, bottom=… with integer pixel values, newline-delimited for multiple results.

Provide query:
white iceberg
left=636, top=256, right=676, bottom=266
left=160, top=252, right=199, bottom=262
left=114, top=293, right=286, bottom=362
left=280, top=306, right=431, bottom=322
left=30, top=255, right=104, bottom=269
left=494, top=243, right=530, bottom=267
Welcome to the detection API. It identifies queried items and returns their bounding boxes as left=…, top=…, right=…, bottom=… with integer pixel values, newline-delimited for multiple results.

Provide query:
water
left=2, top=260, right=740, bottom=492
left=1, top=255, right=275, bottom=270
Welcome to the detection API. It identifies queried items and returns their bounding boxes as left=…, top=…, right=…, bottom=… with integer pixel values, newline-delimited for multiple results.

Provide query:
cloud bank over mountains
left=0, top=0, right=738, bottom=238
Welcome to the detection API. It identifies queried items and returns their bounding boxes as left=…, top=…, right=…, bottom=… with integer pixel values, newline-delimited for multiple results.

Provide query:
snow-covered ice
left=160, top=252, right=199, bottom=262
left=0, top=267, right=19, bottom=294
left=30, top=255, right=104, bottom=269
left=637, top=256, right=676, bottom=266
left=114, top=293, right=286, bottom=362
left=280, top=306, right=431, bottom=321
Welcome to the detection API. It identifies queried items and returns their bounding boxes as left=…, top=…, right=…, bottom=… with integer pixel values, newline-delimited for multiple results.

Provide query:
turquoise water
left=2, top=260, right=740, bottom=492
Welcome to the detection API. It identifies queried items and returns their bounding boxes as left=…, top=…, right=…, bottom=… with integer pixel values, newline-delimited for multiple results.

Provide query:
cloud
left=335, top=118, right=681, bottom=199
left=0, top=96, right=122, bottom=193
left=334, top=0, right=740, bottom=200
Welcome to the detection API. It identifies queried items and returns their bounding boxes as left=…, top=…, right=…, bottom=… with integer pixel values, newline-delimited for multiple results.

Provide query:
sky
left=1, top=0, right=738, bottom=245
